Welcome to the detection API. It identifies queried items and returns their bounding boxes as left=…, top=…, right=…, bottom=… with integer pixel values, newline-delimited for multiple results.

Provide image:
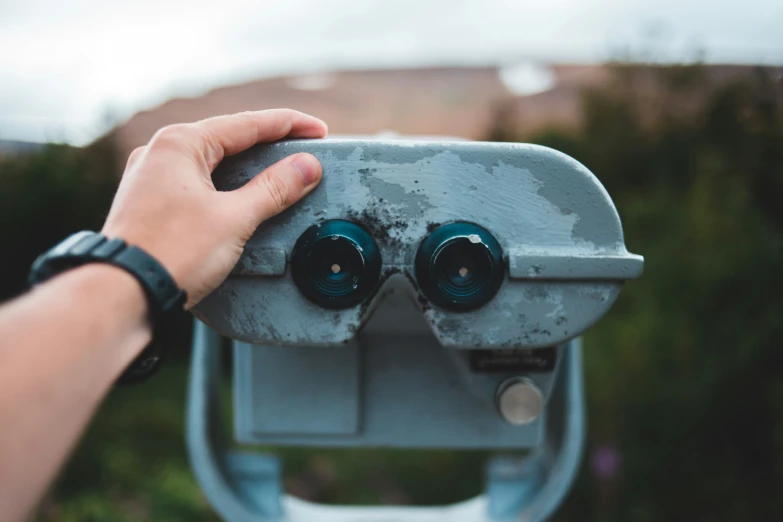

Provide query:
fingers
left=232, top=152, right=323, bottom=227
left=125, top=146, right=146, bottom=169
left=194, top=110, right=328, bottom=170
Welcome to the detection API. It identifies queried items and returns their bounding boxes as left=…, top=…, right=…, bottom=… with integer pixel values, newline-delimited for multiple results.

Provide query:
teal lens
left=291, top=220, right=381, bottom=309
left=415, top=222, right=504, bottom=311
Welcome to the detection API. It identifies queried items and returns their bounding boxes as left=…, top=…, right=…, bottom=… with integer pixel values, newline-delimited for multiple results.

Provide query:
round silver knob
left=496, top=378, right=543, bottom=425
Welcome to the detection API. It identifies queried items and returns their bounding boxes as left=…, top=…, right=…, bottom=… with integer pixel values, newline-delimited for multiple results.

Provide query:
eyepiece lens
left=415, top=222, right=504, bottom=311
left=291, top=220, right=381, bottom=309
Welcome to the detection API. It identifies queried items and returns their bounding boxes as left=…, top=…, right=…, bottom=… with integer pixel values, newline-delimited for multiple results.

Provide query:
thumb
left=233, top=152, right=322, bottom=226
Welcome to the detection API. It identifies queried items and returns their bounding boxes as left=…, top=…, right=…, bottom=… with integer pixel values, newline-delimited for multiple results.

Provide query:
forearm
left=0, top=110, right=326, bottom=520
left=0, top=264, right=150, bottom=521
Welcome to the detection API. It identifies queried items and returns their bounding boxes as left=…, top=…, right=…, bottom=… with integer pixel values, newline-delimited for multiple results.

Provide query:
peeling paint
left=195, top=139, right=642, bottom=349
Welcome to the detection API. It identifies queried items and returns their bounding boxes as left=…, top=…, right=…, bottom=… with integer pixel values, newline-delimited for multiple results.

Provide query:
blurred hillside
left=0, top=140, right=44, bottom=158
left=111, top=65, right=769, bottom=154
left=1, top=63, right=782, bottom=521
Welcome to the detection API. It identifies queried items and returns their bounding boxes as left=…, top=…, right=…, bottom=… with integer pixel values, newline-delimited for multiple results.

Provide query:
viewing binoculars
left=290, top=219, right=503, bottom=311
left=187, top=138, right=643, bottom=521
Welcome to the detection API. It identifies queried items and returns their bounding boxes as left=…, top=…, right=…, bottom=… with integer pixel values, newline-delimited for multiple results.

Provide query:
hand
left=102, top=109, right=328, bottom=308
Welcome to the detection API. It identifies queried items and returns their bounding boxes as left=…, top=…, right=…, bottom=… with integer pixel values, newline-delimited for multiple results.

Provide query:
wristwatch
left=28, top=231, right=187, bottom=384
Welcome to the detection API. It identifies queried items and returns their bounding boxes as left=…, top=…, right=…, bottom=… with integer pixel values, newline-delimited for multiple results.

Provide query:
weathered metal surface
left=230, top=245, right=287, bottom=276
left=194, top=139, right=643, bottom=349
left=507, top=251, right=644, bottom=280
left=233, top=289, right=557, bottom=449
left=187, top=321, right=587, bottom=522
left=234, top=339, right=361, bottom=436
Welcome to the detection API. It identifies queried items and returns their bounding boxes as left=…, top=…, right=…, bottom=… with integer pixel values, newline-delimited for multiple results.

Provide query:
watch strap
left=28, top=231, right=187, bottom=384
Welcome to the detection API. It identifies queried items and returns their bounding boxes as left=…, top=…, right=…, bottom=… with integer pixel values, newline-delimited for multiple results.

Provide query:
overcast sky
left=1, top=0, right=781, bottom=145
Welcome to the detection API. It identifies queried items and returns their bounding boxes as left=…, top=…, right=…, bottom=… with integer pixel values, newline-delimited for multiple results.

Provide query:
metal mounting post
left=186, top=320, right=585, bottom=522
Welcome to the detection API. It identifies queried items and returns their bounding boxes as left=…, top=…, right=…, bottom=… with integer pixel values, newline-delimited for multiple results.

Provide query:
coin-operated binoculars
left=186, top=139, right=643, bottom=522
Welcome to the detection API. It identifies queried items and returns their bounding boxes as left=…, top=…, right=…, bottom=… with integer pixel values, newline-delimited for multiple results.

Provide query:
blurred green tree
left=0, top=137, right=119, bottom=300
left=2, top=63, right=781, bottom=520
left=489, top=64, right=783, bottom=521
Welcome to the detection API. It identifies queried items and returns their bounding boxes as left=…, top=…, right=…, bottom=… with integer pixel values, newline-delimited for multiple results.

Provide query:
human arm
left=0, top=109, right=327, bottom=521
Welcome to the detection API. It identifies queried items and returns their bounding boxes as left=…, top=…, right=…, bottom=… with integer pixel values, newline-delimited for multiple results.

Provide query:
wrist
left=22, top=263, right=154, bottom=387
left=55, top=264, right=153, bottom=341
left=28, top=231, right=187, bottom=383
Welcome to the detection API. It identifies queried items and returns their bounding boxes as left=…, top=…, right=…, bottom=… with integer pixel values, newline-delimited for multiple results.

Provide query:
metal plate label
left=469, top=347, right=557, bottom=373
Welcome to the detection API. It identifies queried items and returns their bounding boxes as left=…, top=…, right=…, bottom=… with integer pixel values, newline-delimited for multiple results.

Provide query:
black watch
left=28, top=231, right=187, bottom=384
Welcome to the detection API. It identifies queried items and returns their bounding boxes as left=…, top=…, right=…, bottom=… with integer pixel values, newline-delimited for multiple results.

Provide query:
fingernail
left=292, top=154, right=320, bottom=186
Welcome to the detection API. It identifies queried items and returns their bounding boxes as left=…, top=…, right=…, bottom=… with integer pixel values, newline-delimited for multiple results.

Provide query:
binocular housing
left=186, top=138, right=643, bottom=521
left=195, top=139, right=642, bottom=350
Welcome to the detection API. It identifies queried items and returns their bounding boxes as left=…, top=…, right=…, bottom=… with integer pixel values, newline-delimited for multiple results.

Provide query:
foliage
left=0, top=138, right=119, bottom=300
left=3, top=64, right=782, bottom=520
left=515, top=65, right=783, bottom=521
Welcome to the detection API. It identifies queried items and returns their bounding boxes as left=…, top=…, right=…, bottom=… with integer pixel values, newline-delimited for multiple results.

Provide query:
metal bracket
left=507, top=251, right=644, bottom=280
left=186, top=320, right=585, bottom=521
